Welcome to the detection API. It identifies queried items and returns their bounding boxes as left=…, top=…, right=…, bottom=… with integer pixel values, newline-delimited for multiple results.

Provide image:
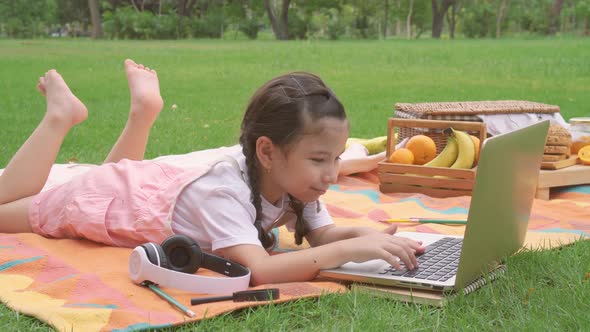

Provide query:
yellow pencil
left=382, top=218, right=467, bottom=225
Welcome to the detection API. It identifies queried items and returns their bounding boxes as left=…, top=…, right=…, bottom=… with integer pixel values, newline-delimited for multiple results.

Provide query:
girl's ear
left=255, top=136, right=275, bottom=171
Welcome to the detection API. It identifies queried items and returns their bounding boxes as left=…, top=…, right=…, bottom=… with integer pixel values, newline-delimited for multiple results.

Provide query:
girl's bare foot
left=124, top=59, right=163, bottom=128
left=37, top=70, right=88, bottom=130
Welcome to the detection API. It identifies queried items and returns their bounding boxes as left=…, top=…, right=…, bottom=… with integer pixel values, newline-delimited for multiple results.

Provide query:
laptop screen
left=455, top=120, right=549, bottom=288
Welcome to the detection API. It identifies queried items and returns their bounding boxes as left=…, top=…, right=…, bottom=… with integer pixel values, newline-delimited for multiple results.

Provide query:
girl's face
left=264, top=117, right=349, bottom=204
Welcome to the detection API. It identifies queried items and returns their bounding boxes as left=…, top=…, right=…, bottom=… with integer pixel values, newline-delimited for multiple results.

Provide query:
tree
left=547, top=0, right=565, bottom=34
left=88, top=0, right=103, bottom=38
left=264, top=0, right=290, bottom=40
left=495, top=0, right=509, bottom=38
left=349, top=0, right=380, bottom=38
left=177, top=0, right=198, bottom=16
left=577, top=1, right=590, bottom=35
left=431, top=0, right=455, bottom=38
left=445, top=0, right=462, bottom=38
left=383, top=0, right=389, bottom=38
left=406, top=0, right=414, bottom=38
left=225, top=0, right=266, bottom=39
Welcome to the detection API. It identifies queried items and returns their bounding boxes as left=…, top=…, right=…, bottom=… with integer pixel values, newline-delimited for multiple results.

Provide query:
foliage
left=0, top=0, right=58, bottom=38
left=101, top=5, right=228, bottom=39
left=310, top=7, right=352, bottom=40
left=227, top=0, right=265, bottom=40
left=461, top=0, right=496, bottom=38
left=1, top=0, right=590, bottom=40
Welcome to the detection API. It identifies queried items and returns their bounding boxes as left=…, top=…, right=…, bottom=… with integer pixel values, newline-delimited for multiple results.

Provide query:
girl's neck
left=258, top=173, right=284, bottom=206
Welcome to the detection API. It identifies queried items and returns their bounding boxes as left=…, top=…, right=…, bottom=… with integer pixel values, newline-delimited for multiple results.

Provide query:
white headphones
left=128, top=235, right=251, bottom=294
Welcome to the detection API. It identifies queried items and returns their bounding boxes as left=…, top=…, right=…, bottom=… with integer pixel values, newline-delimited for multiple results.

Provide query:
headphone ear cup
left=140, top=243, right=170, bottom=269
left=161, top=235, right=202, bottom=274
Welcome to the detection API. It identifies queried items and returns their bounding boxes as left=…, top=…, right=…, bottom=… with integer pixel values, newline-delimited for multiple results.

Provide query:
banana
left=345, top=136, right=388, bottom=155
left=450, top=128, right=476, bottom=169
left=364, top=136, right=388, bottom=155
left=424, top=136, right=459, bottom=167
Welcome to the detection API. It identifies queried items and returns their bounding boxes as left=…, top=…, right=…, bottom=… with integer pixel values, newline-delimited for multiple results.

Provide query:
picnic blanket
left=1, top=146, right=589, bottom=331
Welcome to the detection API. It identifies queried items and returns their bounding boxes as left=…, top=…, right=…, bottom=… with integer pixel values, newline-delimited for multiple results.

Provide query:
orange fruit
left=579, top=145, right=590, bottom=165
left=470, top=135, right=481, bottom=164
left=572, top=139, right=590, bottom=155
left=405, top=135, right=437, bottom=165
left=388, top=148, right=415, bottom=164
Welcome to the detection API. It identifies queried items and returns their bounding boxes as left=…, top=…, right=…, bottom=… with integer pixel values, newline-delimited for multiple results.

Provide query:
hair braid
left=242, top=145, right=275, bottom=249
left=289, top=195, right=308, bottom=245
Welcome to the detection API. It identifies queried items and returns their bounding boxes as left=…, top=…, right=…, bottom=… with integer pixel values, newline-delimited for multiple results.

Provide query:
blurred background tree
left=0, top=0, right=588, bottom=39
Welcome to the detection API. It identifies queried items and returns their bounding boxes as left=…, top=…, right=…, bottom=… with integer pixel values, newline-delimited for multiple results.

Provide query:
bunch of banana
left=424, top=128, right=476, bottom=169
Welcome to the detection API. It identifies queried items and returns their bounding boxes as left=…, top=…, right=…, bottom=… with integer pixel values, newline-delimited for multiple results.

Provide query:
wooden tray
left=379, top=118, right=486, bottom=198
left=536, top=163, right=590, bottom=200
left=540, top=155, right=579, bottom=170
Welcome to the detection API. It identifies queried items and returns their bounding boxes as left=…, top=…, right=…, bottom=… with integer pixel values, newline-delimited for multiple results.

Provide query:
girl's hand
left=343, top=231, right=424, bottom=271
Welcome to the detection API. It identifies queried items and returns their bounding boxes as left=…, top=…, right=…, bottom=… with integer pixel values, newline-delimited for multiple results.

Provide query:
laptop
left=320, top=120, right=550, bottom=292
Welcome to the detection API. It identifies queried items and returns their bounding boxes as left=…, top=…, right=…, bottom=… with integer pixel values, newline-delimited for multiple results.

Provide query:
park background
left=1, top=1, right=589, bottom=331
left=2, top=0, right=590, bottom=40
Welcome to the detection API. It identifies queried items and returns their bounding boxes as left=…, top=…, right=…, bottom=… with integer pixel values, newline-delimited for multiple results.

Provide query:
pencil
left=147, top=283, right=196, bottom=318
left=381, top=218, right=467, bottom=225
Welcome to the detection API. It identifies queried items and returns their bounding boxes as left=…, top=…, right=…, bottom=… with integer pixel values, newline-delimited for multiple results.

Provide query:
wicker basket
left=379, top=118, right=487, bottom=198
left=394, top=100, right=559, bottom=151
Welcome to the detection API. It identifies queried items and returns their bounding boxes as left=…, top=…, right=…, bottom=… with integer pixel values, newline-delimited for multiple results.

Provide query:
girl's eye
left=312, top=157, right=340, bottom=163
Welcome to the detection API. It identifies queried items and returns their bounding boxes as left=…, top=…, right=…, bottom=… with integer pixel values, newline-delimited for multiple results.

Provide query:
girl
left=0, top=60, right=423, bottom=285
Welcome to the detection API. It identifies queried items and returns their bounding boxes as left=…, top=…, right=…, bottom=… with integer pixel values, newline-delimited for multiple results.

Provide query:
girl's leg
left=103, top=59, right=163, bottom=164
left=0, top=197, right=33, bottom=232
left=0, top=70, right=87, bottom=205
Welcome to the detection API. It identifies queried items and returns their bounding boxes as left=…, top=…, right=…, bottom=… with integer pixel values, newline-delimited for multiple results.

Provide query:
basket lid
left=394, top=100, right=559, bottom=116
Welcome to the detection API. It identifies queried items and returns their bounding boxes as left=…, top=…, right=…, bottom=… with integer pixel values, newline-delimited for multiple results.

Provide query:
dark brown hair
left=239, top=72, right=347, bottom=249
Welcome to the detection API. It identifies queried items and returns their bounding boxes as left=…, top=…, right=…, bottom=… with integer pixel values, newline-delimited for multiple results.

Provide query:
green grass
left=0, top=38, right=589, bottom=331
left=1, top=38, right=589, bottom=165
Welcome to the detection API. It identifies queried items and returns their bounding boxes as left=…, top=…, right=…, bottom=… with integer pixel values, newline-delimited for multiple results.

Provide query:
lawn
left=0, top=38, right=589, bottom=331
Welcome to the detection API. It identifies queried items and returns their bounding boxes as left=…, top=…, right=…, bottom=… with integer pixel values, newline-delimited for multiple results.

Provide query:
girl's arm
left=216, top=232, right=423, bottom=286
left=304, top=224, right=387, bottom=246
left=338, top=151, right=386, bottom=176
left=304, top=224, right=401, bottom=247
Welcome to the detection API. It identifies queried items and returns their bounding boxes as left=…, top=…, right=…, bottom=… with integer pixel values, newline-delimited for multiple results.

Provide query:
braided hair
left=239, top=72, right=346, bottom=248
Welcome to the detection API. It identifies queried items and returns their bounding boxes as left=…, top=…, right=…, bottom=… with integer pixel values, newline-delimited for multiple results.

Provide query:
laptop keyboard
left=379, top=237, right=462, bottom=282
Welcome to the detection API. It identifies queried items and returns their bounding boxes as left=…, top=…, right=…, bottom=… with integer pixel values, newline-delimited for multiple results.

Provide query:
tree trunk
left=88, top=0, right=103, bottom=39
left=130, top=0, right=139, bottom=11
left=406, top=0, right=414, bottom=39
left=446, top=3, right=457, bottom=38
left=431, top=0, right=455, bottom=38
left=585, top=16, right=589, bottom=36
left=496, top=0, right=509, bottom=38
left=395, top=0, right=402, bottom=35
left=264, top=0, right=291, bottom=40
left=383, top=0, right=389, bottom=38
left=547, top=0, right=565, bottom=35
left=177, top=0, right=197, bottom=17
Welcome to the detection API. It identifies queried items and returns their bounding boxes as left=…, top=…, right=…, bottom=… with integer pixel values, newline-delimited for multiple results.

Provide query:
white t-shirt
left=171, top=149, right=334, bottom=252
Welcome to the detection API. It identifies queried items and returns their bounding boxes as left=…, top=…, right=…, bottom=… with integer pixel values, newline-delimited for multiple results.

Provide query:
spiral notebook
left=351, top=265, right=506, bottom=307
left=320, top=121, right=549, bottom=292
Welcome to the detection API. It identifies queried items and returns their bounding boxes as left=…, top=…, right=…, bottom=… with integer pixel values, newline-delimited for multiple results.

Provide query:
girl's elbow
left=247, top=264, right=317, bottom=285
left=248, top=267, right=273, bottom=286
